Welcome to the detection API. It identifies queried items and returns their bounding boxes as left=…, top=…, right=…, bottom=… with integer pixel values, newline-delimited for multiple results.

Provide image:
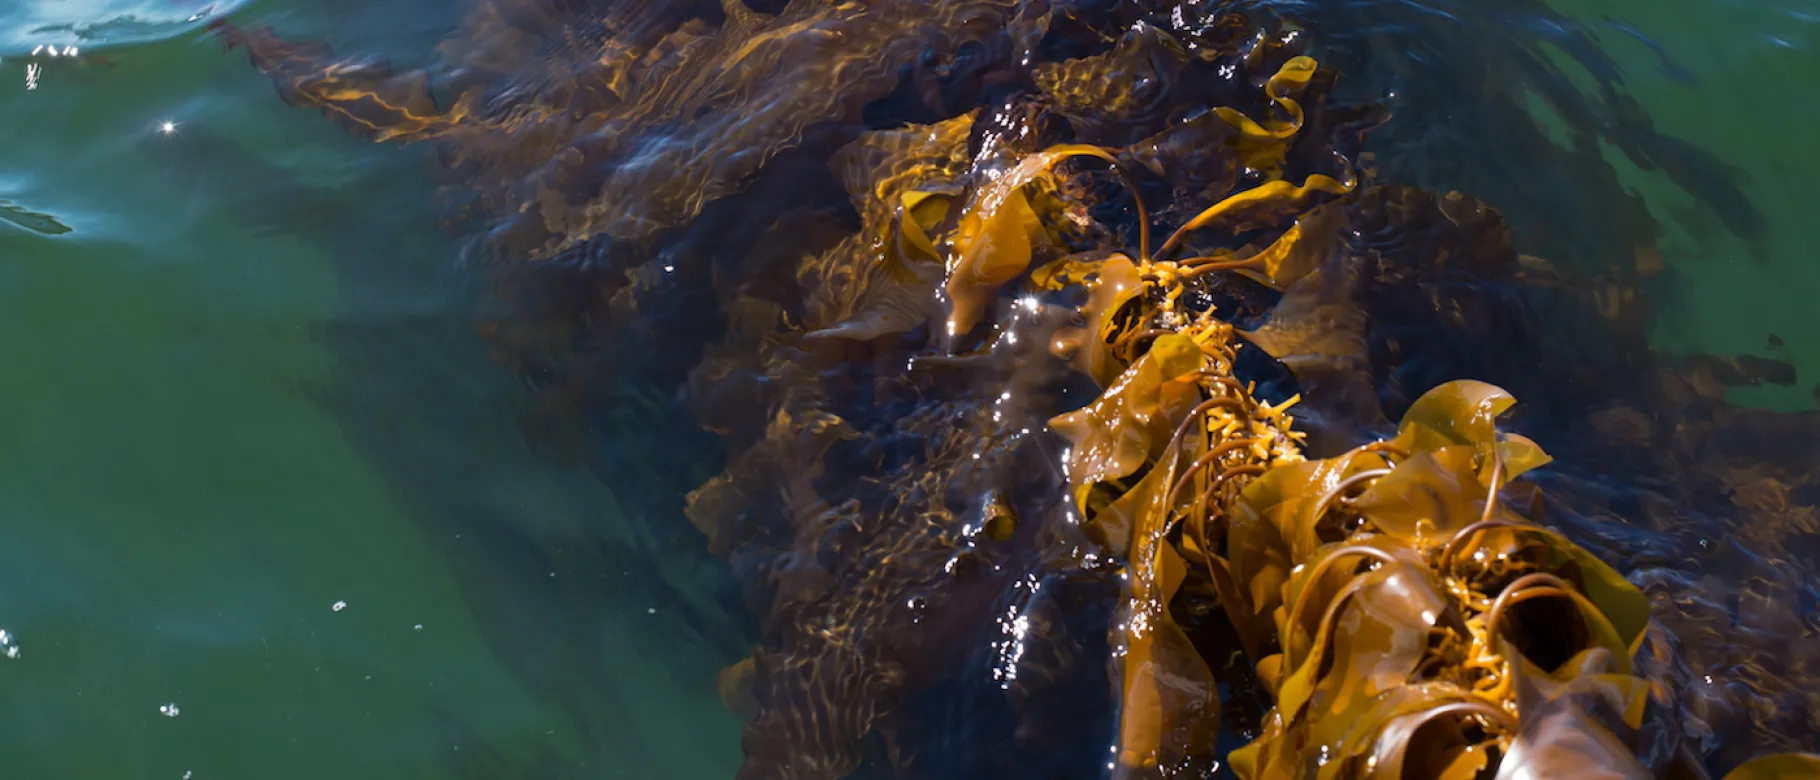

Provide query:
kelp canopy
left=217, top=0, right=1819, bottom=778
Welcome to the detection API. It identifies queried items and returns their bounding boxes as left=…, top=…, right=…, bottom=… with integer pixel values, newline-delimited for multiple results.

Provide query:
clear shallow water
left=0, top=0, right=742, bottom=777
left=1495, top=0, right=1820, bottom=411
left=0, top=0, right=1814, bottom=778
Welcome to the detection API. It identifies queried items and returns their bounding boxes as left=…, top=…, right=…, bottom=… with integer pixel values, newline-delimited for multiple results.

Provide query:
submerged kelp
left=218, top=0, right=1819, bottom=777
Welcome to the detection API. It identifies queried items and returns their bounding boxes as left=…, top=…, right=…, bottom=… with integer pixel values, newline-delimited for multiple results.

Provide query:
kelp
left=994, top=101, right=1712, bottom=776
left=222, top=1, right=1817, bottom=778
left=1224, top=383, right=1660, bottom=779
left=220, top=0, right=1048, bottom=256
left=1051, top=320, right=1304, bottom=777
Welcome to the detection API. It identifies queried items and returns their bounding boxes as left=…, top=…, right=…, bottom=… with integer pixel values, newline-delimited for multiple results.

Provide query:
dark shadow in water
left=207, top=0, right=1818, bottom=776
left=138, top=120, right=750, bottom=776
left=0, top=200, right=73, bottom=235
left=1267, top=0, right=1768, bottom=268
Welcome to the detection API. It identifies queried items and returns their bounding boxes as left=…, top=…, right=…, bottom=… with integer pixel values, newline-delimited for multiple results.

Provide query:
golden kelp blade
left=1155, top=174, right=1351, bottom=262
left=944, top=144, right=1140, bottom=339
left=1722, top=753, right=1820, bottom=780
left=1217, top=380, right=1671, bottom=780
left=799, top=112, right=978, bottom=341
left=1053, top=325, right=1302, bottom=777
left=1214, top=55, right=1319, bottom=175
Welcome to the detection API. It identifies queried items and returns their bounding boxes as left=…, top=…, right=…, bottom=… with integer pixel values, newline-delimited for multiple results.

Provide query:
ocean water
left=0, top=1, right=743, bottom=778
left=0, top=0, right=1814, bottom=778
left=1518, top=0, right=1820, bottom=411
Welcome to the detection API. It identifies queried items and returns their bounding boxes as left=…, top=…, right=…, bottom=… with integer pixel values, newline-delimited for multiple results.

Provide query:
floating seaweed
left=219, top=1, right=1819, bottom=778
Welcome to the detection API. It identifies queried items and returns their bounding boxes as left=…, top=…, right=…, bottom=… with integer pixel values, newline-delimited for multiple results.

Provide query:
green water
left=1563, top=0, right=1820, bottom=410
left=0, top=1, right=741, bottom=777
left=0, top=0, right=1814, bottom=777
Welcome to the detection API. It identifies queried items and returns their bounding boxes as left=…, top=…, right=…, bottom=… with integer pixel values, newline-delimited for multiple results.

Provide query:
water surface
left=1, top=1, right=743, bottom=777
left=1, top=0, right=1815, bottom=777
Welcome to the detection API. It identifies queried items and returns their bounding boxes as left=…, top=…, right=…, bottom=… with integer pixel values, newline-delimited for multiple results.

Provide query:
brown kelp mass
left=217, top=1, right=1819, bottom=778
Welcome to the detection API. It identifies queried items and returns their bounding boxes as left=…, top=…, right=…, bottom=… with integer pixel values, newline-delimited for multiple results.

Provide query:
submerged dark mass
left=215, top=1, right=1817, bottom=778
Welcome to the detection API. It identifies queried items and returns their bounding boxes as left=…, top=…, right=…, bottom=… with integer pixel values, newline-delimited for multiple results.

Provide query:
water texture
left=0, top=0, right=1815, bottom=778
left=1, top=1, right=743, bottom=777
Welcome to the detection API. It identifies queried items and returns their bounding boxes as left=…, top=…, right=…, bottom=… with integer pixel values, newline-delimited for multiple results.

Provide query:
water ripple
left=0, top=199, right=72, bottom=235
left=0, top=0, right=244, bottom=55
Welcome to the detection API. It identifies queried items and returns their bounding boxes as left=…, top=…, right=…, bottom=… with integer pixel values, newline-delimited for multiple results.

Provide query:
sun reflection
left=159, top=121, right=179, bottom=135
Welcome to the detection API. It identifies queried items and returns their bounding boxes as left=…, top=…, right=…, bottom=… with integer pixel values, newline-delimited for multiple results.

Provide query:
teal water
left=0, top=0, right=1814, bottom=777
left=1557, top=0, right=1820, bottom=410
left=0, top=1, right=742, bottom=777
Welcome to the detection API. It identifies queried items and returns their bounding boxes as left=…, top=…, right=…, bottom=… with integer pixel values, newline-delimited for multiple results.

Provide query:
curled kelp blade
left=1226, top=448, right=1395, bottom=625
left=1492, top=706, right=1652, bottom=780
left=803, top=113, right=978, bottom=342
left=1224, top=381, right=1671, bottom=780
left=1107, top=425, right=1222, bottom=778
left=1213, top=55, right=1318, bottom=176
left=1507, top=645, right=1648, bottom=731
left=1270, top=545, right=1451, bottom=727
left=1155, top=174, right=1352, bottom=262
left=1042, top=253, right=1148, bottom=387
left=1488, top=643, right=1653, bottom=780
left=1348, top=446, right=1521, bottom=544
left=1722, top=753, right=1820, bottom=780
left=1393, top=380, right=1520, bottom=453
left=1360, top=698, right=1509, bottom=780
left=1234, top=683, right=1509, bottom=780
left=1050, top=334, right=1206, bottom=545
left=1045, top=330, right=1225, bottom=778
left=945, top=144, right=1138, bottom=340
